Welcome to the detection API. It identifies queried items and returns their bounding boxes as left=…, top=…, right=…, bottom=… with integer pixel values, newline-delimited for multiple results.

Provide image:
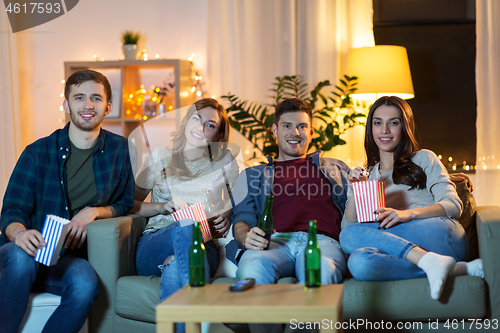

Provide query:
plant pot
left=122, top=44, right=139, bottom=60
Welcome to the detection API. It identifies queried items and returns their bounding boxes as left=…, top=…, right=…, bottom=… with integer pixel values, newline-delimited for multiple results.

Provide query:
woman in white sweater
left=131, top=99, right=239, bottom=318
left=340, top=96, right=482, bottom=300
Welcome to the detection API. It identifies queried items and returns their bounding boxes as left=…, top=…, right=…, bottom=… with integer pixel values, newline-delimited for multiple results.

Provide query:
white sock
left=451, top=259, right=484, bottom=278
left=417, top=252, right=456, bottom=300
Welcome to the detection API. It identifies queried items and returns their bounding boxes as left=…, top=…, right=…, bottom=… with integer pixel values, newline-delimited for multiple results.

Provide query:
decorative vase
left=122, top=44, right=139, bottom=60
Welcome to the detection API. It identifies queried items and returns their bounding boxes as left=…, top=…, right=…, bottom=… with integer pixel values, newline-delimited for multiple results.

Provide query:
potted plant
left=121, top=30, right=141, bottom=60
left=221, top=75, right=368, bottom=161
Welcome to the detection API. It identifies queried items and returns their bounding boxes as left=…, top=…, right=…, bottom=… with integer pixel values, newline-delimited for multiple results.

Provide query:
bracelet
left=13, top=229, right=26, bottom=242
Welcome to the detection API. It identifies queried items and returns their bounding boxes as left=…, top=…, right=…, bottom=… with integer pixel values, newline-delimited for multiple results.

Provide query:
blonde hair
left=164, top=98, right=230, bottom=180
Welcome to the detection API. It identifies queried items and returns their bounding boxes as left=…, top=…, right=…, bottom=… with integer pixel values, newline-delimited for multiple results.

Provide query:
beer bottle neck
left=308, top=222, right=317, bottom=244
left=193, top=222, right=204, bottom=243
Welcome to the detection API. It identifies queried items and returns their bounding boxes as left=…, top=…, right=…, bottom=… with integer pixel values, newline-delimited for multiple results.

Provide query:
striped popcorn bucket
left=34, top=215, right=71, bottom=266
left=172, top=203, right=212, bottom=242
left=352, top=180, right=386, bottom=223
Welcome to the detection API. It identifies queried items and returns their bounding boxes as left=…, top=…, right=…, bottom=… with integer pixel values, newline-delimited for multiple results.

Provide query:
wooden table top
left=156, top=283, right=343, bottom=324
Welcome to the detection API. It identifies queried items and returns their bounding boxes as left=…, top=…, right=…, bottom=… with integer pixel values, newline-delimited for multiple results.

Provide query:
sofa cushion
left=343, top=275, right=486, bottom=321
left=115, top=275, right=160, bottom=323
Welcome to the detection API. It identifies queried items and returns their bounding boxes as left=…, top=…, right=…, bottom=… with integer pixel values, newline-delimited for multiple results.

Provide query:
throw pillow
left=453, top=178, right=478, bottom=261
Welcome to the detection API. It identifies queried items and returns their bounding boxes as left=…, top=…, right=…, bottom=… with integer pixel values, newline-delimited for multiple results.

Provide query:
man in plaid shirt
left=0, top=69, right=134, bottom=333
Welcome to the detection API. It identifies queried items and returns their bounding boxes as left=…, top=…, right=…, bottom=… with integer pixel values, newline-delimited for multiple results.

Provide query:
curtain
left=475, top=0, right=500, bottom=206
left=0, top=11, right=22, bottom=212
left=207, top=0, right=374, bottom=165
left=208, top=0, right=373, bottom=102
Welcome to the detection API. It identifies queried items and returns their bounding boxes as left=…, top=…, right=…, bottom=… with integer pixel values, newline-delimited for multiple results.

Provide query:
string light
left=188, top=54, right=207, bottom=99
left=59, top=79, right=66, bottom=124
left=439, top=154, right=475, bottom=172
left=93, top=54, right=105, bottom=61
left=124, top=85, right=175, bottom=119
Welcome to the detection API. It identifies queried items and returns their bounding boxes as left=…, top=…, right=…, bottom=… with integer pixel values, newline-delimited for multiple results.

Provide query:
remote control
left=229, top=278, right=255, bottom=292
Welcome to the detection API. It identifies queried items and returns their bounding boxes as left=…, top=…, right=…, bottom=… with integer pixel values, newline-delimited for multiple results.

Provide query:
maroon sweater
left=271, top=158, right=341, bottom=241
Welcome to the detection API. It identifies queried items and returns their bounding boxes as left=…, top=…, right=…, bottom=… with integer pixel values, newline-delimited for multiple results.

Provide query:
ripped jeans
left=136, top=220, right=219, bottom=302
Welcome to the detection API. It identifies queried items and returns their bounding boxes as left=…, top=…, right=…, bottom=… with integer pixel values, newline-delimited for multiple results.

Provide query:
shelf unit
left=64, top=59, right=197, bottom=138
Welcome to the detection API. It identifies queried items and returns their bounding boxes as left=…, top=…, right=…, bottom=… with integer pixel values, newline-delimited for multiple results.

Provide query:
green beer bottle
left=189, top=221, right=206, bottom=287
left=305, top=220, right=321, bottom=288
left=257, top=194, right=274, bottom=250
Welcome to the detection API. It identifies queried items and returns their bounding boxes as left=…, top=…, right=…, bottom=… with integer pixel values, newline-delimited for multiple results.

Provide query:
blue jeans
left=136, top=220, right=219, bottom=300
left=339, top=217, right=469, bottom=281
left=0, top=242, right=99, bottom=333
left=136, top=221, right=219, bottom=333
left=237, top=232, right=347, bottom=284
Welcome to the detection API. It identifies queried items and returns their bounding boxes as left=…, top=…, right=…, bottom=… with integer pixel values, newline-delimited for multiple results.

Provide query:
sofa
left=86, top=181, right=500, bottom=333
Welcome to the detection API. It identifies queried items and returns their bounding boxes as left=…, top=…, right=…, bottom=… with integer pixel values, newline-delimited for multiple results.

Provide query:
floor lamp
left=346, top=45, right=415, bottom=102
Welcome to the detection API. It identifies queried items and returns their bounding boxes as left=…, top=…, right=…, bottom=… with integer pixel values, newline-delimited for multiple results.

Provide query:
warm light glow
left=155, top=54, right=160, bottom=59
left=59, top=106, right=64, bottom=111
left=129, top=94, right=134, bottom=98
left=143, top=116, right=147, bottom=120
left=191, top=53, right=195, bottom=58
left=188, top=57, right=193, bottom=61
left=61, top=80, right=65, bottom=84
left=448, top=157, right=453, bottom=162
left=60, top=93, right=64, bottom=97
left=438, top=155, right=442, bottom=160
left=452, top=165, right=457, bottom=171
left=196, top=91, right=202, bottom=96
left=168, top=105, right=173, bottom=110
left=191, top=86, right=197, bottom=92
left=346, top=45, right=414, bottom=101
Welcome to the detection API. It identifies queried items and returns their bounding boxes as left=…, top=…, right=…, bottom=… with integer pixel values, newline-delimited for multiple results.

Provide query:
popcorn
left=172, top=203, right=212, bottom=242
left=352, top=180, right=385, bottom=222
left=34, top=215, right=71, bottom=266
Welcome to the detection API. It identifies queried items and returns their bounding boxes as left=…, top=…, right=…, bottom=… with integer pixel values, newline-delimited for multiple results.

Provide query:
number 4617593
left=5, top=2, right=61, bottom=14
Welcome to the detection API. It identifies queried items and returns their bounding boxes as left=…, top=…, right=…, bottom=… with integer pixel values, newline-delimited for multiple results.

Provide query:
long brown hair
left=365, top=96, right=426, bottom=190
left=165, top=98, right=230, bottom=180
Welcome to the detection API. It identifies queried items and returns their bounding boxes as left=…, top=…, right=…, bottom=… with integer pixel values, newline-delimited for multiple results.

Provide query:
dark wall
left=373, top=0, right=476, bottom=168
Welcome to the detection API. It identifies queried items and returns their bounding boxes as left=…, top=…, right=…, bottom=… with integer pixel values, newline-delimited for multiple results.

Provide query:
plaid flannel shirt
left=0, top=123, right=134, bottom=246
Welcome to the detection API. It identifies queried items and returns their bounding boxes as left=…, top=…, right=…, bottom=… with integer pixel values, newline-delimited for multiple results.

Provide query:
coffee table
left=156, top=283, right=343, bottom=333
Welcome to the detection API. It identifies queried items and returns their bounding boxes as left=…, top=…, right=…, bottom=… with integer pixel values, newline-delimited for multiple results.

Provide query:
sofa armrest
left=87, top=214, right=146, bottom=333
left=476, top=206, right=500, bottom=320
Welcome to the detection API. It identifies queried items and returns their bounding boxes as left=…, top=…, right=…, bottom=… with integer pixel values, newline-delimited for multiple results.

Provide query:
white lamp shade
left=346, top=45, right=414, bottom=101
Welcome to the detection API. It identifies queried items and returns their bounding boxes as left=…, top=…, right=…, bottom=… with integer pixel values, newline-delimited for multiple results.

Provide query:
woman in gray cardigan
left=340, top=96, right=483, bottom=300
